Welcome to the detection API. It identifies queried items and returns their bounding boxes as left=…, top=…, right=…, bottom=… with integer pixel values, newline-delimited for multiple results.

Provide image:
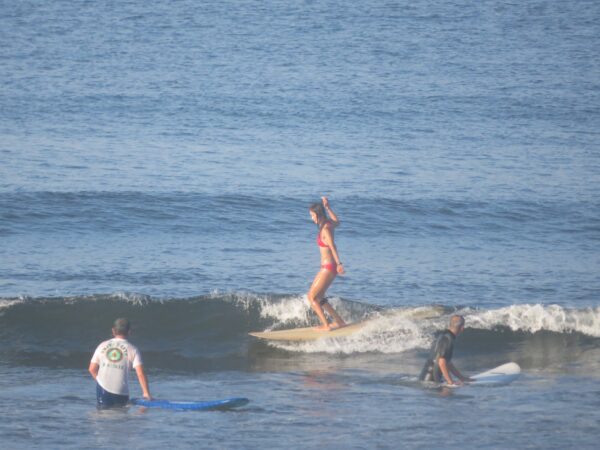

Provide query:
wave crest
left=0, top=294, right=598, bottom=364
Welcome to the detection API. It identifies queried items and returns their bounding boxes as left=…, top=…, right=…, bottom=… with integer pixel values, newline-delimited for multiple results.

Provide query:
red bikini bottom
left=321, top=262, right=337, bottom=273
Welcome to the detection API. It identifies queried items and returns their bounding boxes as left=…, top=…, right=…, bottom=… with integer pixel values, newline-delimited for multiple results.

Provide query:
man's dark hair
left=113, top=318, right=131, bottom=335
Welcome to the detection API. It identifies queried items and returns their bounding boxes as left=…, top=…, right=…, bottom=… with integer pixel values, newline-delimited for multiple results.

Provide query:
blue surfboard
left=130, top=397, right=249, bottom=411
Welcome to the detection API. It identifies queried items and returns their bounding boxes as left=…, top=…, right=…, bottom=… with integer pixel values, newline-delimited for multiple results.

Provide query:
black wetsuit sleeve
left=434, top=334, right=453, bottom=361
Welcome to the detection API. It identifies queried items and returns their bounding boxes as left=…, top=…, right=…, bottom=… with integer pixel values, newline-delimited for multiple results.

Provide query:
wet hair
left=449, top=315, right=465, bottom=330
left=113, top=318, right=131, bottom=335
left=309, top=202, right=327, bottom=227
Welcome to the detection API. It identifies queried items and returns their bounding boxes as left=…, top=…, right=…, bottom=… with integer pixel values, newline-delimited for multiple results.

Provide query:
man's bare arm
left=135, top=365, right=152, bottom=399
left=89, top=362, right=99, bottom=380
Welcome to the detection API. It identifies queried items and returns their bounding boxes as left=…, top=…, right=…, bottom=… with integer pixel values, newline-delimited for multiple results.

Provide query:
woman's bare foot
left=329, top=321, right=347, bottom=330
left=314, top=321, right=347, bottom=331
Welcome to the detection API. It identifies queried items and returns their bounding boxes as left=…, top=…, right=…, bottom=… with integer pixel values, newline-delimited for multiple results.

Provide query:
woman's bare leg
left=322, top=302, right=346, bottom=328
left=308, top=269, right=340, bottom=330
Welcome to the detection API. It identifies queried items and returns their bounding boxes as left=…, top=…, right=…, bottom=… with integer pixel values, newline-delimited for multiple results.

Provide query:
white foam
left=269, top=307, right=445, bottom=354
left=230, top=292, right=378, bottom=329
left=265, top=303, right=600, bottom=354
left=466, top=304, right=600, bottom=337
left=111, top=292, right=153, bottom=305
left=221, top=291, right=312, bottom=326
left=0, top=298, right=25, bottom=315
left=256, top=295, right=312, bottom=327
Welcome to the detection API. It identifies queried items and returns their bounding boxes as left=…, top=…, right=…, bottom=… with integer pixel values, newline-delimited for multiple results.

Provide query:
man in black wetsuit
left=419, top=315, right=473, bottom=385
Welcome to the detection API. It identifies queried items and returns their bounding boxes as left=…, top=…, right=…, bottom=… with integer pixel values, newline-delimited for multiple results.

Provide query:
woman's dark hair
left=309, top=203, right=327, bottom=227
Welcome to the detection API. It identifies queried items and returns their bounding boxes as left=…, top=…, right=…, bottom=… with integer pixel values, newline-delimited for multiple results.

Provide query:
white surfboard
left=249, top=321, right=368, bottom=341
left=468, top=362, right=521, bottom=386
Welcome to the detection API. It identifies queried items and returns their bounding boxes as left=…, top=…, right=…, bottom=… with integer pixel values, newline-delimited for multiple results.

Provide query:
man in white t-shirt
left=89, top=318, right=151, bottom=407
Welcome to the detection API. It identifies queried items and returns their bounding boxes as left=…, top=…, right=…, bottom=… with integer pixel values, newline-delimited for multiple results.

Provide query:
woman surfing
left=307, top=197, right=347, bottom=330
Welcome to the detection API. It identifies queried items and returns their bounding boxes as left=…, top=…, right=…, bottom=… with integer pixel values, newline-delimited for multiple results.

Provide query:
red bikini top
left=317, top=222, right=331, bottom=248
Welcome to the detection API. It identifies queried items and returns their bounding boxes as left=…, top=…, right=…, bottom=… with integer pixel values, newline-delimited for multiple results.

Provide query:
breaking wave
left=0, top=293, right=598, bottom=367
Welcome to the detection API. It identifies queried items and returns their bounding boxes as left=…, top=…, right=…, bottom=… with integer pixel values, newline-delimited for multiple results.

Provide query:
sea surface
left=1, top=0, right=600, bottom=448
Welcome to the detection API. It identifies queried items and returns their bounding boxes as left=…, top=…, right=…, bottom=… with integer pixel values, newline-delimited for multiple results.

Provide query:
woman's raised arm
left=321, top=196, right=340, bottom=227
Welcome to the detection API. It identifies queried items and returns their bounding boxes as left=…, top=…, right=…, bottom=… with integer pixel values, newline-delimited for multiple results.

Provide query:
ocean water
left=1, top=0, right=600, bottom=448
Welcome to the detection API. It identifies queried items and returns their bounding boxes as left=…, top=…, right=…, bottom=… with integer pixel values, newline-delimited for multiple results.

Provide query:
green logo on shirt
left=106, top=348, right=124, bottom=362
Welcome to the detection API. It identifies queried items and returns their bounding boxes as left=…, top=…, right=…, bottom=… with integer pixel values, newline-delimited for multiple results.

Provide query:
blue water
left=1, top=0, right=600, bottom=448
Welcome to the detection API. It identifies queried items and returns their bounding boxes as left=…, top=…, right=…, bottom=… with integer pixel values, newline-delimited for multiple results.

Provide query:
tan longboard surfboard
left=249, top=321, right=368, bottom=341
